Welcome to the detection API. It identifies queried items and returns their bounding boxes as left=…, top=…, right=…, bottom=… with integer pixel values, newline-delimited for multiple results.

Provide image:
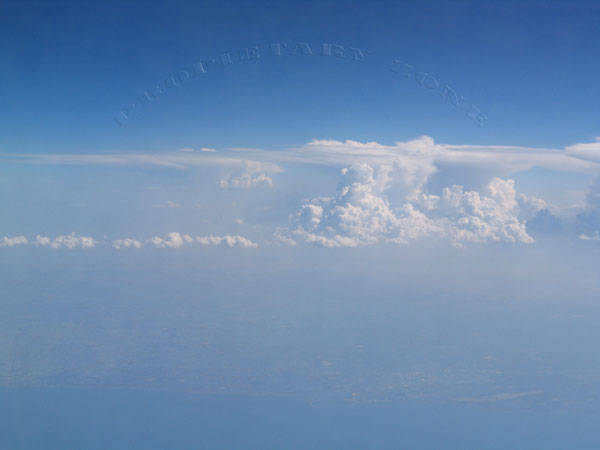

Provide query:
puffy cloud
left=293, top=163, right=443, bottom=247
left=196, top=235, right=258, bottom=248
left=517, top=193, right=548, bottom=220
left=151, top=232, right=193, bottom=248
left=579, top=232, right=599, bottom=241
left=220, top=173, right=273, bottom=189
left=435, top=178, right=535, bottom=245
left=0, top=232, right=259, bottom=250
left=291, top=164, right=536, bottom=247
left=34, top=233, right=97, bottom=249
left=150, top=232, right=258, bottom=248
left=112, top=238, right=142, bottom=249
left=0, top=236, right=28, bottom=247
left=7, top=136, right=600, bottom=247
left=273, top=234, right=297, bottom=247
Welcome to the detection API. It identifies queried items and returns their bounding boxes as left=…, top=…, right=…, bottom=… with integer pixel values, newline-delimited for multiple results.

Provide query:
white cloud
left=0, top=232, right=260, bottom=250
left=196, top=235, right=258, bottom=248
left=6, top=136, right=600, bottom=247
left=179, top=147, right=217, bottom=153
left=2, top=150, right=282, bottom=174
left=150, top=232, right=258, bottom=248
left=34, top=233, right=97, bottom=249
left=112, top=238, right=142, bottom=249
left=0, top=236, right=28, bottom=247
left=564, top=137, right=600, bottom=162
left=579, top=232, right=599, bottom=241
left=6, top=137, right=600, bottom=180
left=273, top=233, right=297, bottom=247
left=151, top=232, right=193, bottom=248
left=230, top=136, right=600, bottom=182
left=293, top=163, right=443, bottom=247
left=220, top=173, right=273, bottom=189
left=435, top=178, right=535, bottom=245
left=517, top=193, right=548, bottom=219
left=291, top=164, right=536, bottom=247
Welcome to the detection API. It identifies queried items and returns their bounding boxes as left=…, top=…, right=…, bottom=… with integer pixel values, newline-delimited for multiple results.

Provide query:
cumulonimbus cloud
left=291, top=163, right=546, bottom=247
left=5, top=136, right=600, bottom=247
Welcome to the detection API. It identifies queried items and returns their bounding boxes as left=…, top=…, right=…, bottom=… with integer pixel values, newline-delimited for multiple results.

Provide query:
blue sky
left=2, top=0, right=600, bottom=412
left=1, top=0, right=599, bottom=245
left=2, top=0, right=600, bottom=153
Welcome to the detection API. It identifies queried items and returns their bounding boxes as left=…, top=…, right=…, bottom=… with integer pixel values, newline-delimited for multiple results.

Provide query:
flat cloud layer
left=5, top=136, right=600, bottom=176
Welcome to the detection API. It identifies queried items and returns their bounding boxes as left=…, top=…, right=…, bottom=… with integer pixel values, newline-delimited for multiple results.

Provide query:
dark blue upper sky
left=2, top=0, right=599, bottom=153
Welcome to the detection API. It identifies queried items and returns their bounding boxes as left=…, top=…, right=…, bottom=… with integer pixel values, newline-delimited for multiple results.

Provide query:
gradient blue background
left=2, top=1, right=600, bottom=449
left=2, top=0, right=599, bottom=153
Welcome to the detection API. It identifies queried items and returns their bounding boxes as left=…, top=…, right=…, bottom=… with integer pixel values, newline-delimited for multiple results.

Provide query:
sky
left=2, top=0, right=600, bottom=414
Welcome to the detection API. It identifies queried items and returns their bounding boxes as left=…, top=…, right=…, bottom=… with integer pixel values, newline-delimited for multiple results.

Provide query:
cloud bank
left=0, top=233, right=259, bottom=250
left=4, top=136, right=600, bottom=248
left=34, top=233, right=97, bottom=249
left=0, top=236, right=28, bottom=247
left=291, top=163, right=545, bottom=247
left=150, top=232, right=259, bottom=249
